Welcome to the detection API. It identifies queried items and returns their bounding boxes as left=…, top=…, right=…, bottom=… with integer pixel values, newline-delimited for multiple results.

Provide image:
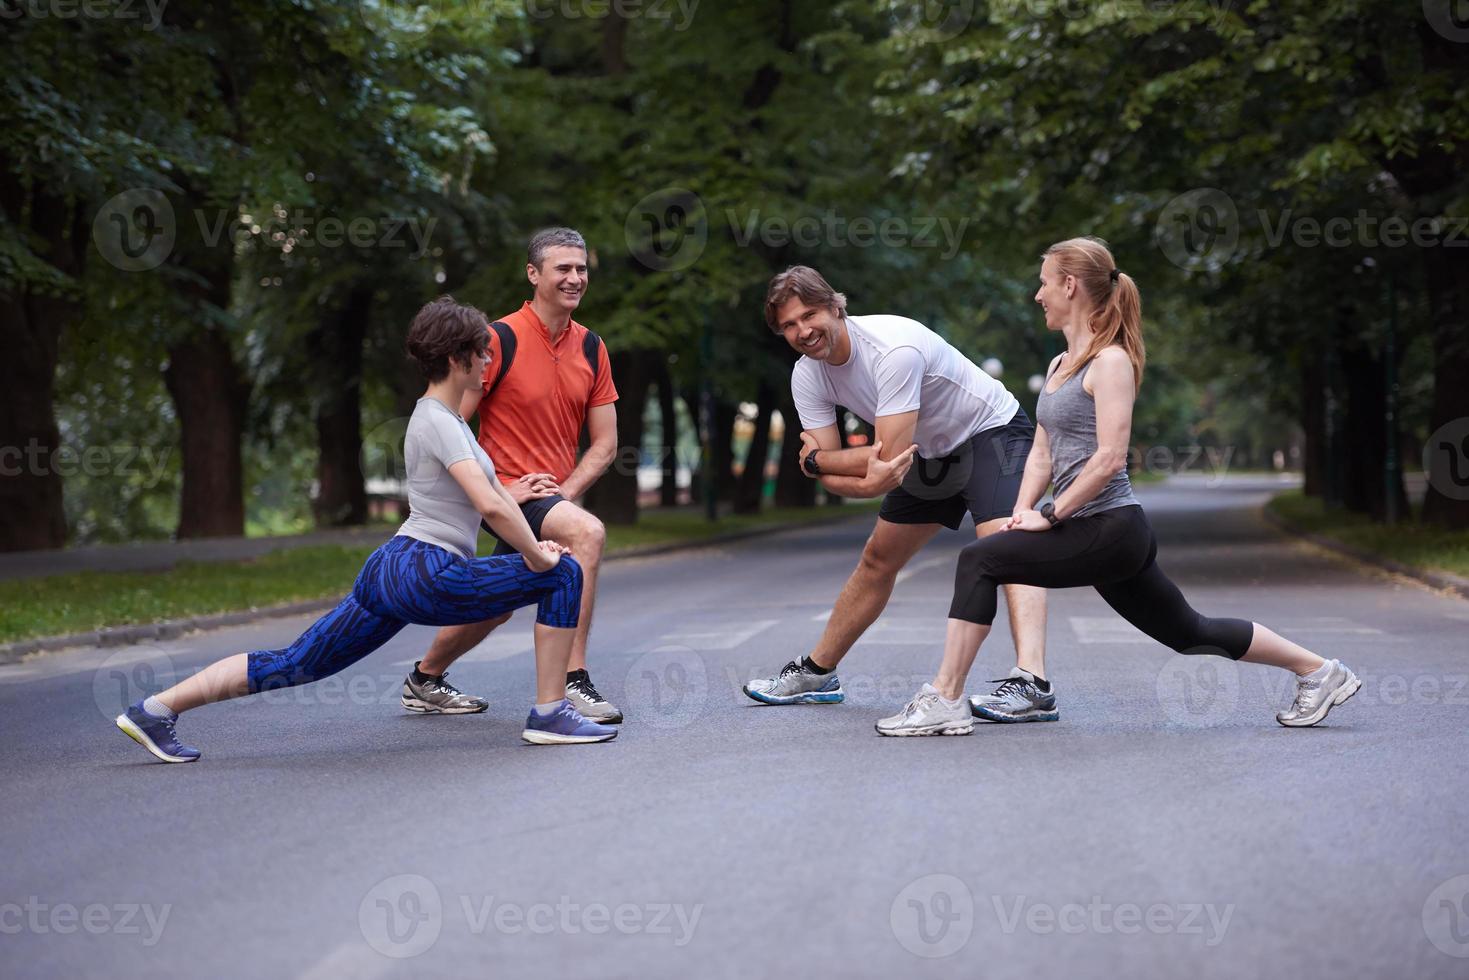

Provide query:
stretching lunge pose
left=875, top=237, right=1359, bottom=736
left=114, top=298, right=618, bottom=762
left=403, top=228, right=624, bottom=724
left=743, top=266, right=1053, bottom=719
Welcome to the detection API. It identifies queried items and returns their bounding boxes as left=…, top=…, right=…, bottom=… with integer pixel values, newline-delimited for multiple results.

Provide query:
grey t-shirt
left=396, top=397, right=496, bottom=560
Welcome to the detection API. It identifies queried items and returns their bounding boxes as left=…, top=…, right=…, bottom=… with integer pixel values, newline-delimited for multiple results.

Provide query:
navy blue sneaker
left=116, top=702, right=200, bottom=763
left=522, top=700, right=618, bottom=745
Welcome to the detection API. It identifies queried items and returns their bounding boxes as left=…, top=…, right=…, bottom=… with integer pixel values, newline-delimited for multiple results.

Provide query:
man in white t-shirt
left=742, top=266, right=1053, bottom=735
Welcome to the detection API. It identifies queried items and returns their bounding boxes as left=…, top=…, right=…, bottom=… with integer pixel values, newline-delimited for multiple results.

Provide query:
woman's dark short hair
left=405, top=296, right=490, bottom=382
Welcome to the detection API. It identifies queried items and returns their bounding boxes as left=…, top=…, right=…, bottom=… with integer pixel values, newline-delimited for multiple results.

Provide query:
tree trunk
left=774, top=390, right=816, bottom=508
left=164, top=329, right=248, bottom=538
left=1300, top=354, right=1326, bottom=499
left=657, top=360, right=679, bottom=507
left=164, top=190, right=245, bottom=539
left=0, top=177, right=78, bottom=551
left=584, top=348, right=654, bottom=524
left=310, top=284, right=373, bottom=527
left=711, top=397, right=738, bottom=504
left=1339, top=343, right=1407, bottom=521
left=734, top=381, right=774, bottom=514
left=1419, top=242, right=1469, bottom=528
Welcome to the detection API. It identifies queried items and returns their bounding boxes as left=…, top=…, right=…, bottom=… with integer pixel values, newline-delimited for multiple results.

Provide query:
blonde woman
left=876, top=237, right=1359, bottom=736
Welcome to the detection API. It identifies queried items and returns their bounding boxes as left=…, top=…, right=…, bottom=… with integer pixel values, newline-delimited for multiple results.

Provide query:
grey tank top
left=1035, top=357, right=1139, bottom=519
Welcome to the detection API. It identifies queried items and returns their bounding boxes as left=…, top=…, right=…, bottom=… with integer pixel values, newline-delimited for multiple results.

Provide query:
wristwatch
left=1040, top=502, right=1061, bottom=527
left=803, top=449, right=822, bottom=477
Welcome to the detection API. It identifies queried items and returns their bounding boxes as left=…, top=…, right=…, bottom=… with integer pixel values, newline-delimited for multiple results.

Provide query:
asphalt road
left=3, top=475, right=1467, bottom=979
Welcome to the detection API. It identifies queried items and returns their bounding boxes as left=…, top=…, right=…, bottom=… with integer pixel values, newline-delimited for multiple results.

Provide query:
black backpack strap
left=581, top=329, right=603, bottom=384
left=486, top=321, right=517, bottom=397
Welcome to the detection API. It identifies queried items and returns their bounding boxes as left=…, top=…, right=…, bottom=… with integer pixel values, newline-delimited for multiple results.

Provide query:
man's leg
left=537, top=499, right=622, bottom=723
left=743, top=518, right=940, bottom=705
left=810, top=518, right=943, bottom=669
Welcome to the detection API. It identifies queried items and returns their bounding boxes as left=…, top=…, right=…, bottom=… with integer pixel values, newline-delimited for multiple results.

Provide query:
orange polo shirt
left=474, top=302, right=619, bottom=485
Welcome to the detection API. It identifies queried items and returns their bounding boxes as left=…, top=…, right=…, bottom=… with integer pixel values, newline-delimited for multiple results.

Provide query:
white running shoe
left=876, top=683, right=974, bottom=737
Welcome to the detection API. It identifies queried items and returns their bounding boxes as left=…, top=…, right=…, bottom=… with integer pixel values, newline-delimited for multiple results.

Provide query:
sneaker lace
left=571, top=674, right=606, bottom=704
left=778, top=660, right=804, bottom=679
left=1289, top=678, right=1319, bottom=712
left=431, top=675, right=463, bottom=697
left=905, top=691, right=940, bottom=718
left=989, top=677, right=1028, bottom=699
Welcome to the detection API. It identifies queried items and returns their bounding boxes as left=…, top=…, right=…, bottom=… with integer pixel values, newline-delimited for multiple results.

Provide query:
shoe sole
left=114, top=714, right=198, bottom=763
left=400, top=696, right=488, bottom=715
left=874, top=722, right=974, bottom=737
left=742, top=685, right=844, bottom=705
left=521, top=729, right=619, bottom=745
left=1277, top=673, right=1362, bottom=727
left=970, top=702, right=1059, bottom=723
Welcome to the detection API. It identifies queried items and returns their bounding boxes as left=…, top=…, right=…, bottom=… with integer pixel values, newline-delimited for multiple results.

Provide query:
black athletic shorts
left=878, top=408, right=1035, bottom=530
left=486, top=493, right=567, bottom=556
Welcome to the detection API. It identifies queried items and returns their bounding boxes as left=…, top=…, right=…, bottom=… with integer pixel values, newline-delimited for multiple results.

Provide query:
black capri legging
left=949, top=505, right=1254, bottom=659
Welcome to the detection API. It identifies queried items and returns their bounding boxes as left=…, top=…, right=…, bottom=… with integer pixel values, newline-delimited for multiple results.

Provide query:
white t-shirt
left=397, top=397, right=498, bottom=560
left=790, top=314, right=1019, bottom=457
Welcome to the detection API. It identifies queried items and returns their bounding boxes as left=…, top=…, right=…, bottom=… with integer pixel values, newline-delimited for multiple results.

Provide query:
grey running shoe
left=1277, top=659, right=1360, bottom=727
left=401, top=665, right=489, bottom=714
left=875, top=683, right=973, bottom=737
left=969, top=667, right=1059, bottom=723
left=743, top=659, right=844, bottom=705
left=566, top=669, right=624, bottom=724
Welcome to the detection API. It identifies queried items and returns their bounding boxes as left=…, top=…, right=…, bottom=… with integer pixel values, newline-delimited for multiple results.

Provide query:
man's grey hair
left=528, top=227, right=587, bottom=269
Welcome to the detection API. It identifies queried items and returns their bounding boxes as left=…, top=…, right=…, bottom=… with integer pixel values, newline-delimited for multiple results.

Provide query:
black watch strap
left=803, top=449, right=821, bottom=476
left=1040, top=502, right=1061, bottom=526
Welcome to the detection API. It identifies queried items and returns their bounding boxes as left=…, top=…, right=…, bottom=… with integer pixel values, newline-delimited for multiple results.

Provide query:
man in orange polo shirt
left=400, top=227, right=624, bottom=723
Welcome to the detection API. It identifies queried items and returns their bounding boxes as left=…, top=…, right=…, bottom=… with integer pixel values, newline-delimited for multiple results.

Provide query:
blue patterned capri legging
left=247, top=535, right=582, bottom=693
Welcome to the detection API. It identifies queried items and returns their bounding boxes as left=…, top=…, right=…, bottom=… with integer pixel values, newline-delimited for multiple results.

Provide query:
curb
left=1261, top=506, right=1469, bottom=601
left=0, top=510, right=865, bottom=665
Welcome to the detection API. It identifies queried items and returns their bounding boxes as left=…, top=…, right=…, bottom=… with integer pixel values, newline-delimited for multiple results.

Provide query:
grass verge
left=1266, top=490, right=1469, bottom=580
left=0, top=503, right=875, bottom=645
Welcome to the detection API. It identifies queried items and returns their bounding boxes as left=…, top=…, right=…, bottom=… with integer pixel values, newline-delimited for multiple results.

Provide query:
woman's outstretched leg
left=115, top=594, right=405, bottom=763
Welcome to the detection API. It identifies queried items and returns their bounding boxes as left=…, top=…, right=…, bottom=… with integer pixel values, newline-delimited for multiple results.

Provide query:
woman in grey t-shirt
left=115, top=298, right=617, bottom=761
left=875, top=237, right=1360, bottom=736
